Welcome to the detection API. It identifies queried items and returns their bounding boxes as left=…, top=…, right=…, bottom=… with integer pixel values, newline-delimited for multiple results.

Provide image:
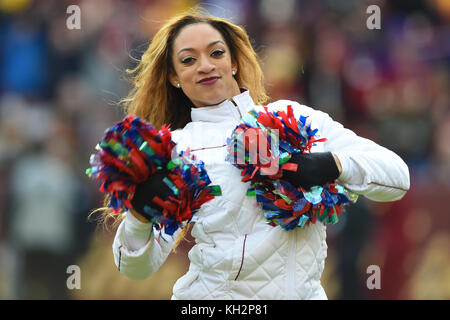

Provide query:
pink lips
left=198, top=76, right=220, bottom=85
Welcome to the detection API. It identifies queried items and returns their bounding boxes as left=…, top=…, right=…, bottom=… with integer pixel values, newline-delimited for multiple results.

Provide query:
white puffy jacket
left=112, top=90, right=410, bottom=299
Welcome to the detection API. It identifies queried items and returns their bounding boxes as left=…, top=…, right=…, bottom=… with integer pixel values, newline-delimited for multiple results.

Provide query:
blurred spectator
left=0, top=14, right=49, bottom=97
left=6, top=116, right=80, bottom=298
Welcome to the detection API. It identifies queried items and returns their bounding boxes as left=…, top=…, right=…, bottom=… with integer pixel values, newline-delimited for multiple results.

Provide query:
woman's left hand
left=280, top=152, right=342, bottom=191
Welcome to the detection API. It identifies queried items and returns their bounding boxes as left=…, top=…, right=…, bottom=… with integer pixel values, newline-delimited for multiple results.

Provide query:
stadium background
left=0, top=0, right=449, bottom=299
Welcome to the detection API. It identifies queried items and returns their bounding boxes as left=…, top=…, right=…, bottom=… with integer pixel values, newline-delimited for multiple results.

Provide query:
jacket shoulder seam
left=368, top=181, right=409, bottom=192
left=118, top=245, right=123, bottom=272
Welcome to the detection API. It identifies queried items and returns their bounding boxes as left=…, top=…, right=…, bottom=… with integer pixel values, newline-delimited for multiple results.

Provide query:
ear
left=231, top=61, right=238, bottom=74
left=168, top=71, right=179, bottom=88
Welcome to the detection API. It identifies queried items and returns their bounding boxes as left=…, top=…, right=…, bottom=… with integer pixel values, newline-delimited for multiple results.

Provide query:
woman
left=108, top=10, right=410, bottom=300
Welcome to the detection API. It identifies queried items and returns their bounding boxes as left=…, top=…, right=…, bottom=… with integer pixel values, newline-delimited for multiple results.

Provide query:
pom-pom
left=226, top=105, right=358, bottom=230
left=86, top=115, right=221, bottom=235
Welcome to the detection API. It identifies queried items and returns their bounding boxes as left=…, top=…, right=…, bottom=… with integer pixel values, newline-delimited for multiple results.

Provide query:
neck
left=193, top=81, right=241, bottom=108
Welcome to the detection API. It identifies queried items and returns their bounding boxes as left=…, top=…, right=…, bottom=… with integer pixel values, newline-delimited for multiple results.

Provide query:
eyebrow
left=177, top=40, right=225, bottom=55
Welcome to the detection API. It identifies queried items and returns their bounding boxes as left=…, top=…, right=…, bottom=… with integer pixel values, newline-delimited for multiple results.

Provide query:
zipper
left=286, top=232, right=296, bottom=299
left=234, top=234, right=248, bottom=280
left=230, top=98, right=242, bottom=119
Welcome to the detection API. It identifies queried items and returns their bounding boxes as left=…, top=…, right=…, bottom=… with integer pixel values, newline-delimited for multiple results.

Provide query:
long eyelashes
left=181, top=57, right=195, bottom=64
left=211, top=49, right=225, bottom=57
left=180, top=49, right=226, bottom=64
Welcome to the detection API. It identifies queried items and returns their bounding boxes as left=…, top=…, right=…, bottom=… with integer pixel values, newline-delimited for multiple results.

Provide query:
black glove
left=281, top=152, right=340, bottom=191
left=130, top=170, right=172, bottom=219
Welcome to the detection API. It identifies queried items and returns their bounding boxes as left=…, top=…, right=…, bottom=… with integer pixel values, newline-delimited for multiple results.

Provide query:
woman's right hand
left=130, top=170, right=172, bottom=221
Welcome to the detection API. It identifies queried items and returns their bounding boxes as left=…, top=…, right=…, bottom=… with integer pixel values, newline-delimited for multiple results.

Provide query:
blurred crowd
left=0, top=0, right=449, bottom=300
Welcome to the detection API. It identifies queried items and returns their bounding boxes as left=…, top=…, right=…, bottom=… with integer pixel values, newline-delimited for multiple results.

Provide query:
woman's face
left=169, top=23, right=240, bottom=108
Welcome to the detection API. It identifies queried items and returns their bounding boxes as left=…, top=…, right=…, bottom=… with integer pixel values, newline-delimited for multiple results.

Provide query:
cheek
left=179, top=69, right=196, bottom=86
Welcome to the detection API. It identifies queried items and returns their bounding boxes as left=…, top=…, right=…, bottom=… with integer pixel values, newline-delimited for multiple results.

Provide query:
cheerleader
left=96, top=10, right=409, bottom=299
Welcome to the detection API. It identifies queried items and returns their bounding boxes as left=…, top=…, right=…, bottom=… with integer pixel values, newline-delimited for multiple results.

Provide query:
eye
left=181, top=56, right=195, bottom=64
left=211, top=49, right=225, bottom=57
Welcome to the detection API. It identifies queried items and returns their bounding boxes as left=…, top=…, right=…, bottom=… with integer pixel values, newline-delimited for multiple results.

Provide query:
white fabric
left=122, top=212, right=152, bottom=252
left=113, top=90, right=410, bottom=299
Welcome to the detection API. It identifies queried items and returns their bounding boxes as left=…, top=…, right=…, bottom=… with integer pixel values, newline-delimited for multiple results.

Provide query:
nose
left=197, top=55, right=215, bottom=74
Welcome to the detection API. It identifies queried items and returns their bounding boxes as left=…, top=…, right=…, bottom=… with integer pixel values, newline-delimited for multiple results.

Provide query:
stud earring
left=176, top=82, right=181, bottom=88
left=232, top=70, right=236, bottom=76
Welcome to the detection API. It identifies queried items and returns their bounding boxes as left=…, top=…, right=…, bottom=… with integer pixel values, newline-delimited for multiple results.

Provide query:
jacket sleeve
left=112, top=211, right=181, bottom=280
left=268, top=100, right=410, bottom=202
left=316, top=109, right=410, bottom=202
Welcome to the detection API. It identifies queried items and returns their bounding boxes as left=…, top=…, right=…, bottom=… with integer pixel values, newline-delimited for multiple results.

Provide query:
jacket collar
left=190, top=89, right=255, bottom=123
